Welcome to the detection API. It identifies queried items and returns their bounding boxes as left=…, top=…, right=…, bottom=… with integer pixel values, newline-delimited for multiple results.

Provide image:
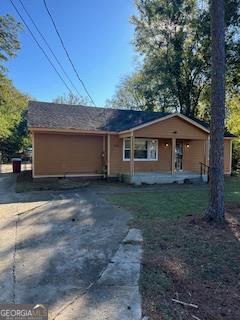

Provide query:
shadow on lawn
left=139, top=204, right=240, bottom=320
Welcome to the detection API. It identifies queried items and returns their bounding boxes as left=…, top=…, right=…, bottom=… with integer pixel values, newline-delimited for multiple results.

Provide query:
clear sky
left=1, top=0, right=137, bottom=106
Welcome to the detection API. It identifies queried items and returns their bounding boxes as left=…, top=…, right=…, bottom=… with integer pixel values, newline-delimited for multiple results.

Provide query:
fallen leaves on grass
left=138, top=204, right=240, bottom=320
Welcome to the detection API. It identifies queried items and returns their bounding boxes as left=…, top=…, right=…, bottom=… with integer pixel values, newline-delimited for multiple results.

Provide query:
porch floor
left=121, top=171, right=208, bottom=185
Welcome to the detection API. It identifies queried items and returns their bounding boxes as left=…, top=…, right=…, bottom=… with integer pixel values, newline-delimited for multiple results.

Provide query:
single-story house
left=28, top=101, right=234, bottom=184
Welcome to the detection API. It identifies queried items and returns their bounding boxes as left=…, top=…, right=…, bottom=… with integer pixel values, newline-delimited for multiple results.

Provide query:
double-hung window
left=124, top=139, right=131, bottom=160
left=123, top=138, right=158, bottom=161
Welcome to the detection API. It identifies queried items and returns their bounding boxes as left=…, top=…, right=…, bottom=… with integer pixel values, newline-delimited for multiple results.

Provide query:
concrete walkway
left=0, top=173, right=143, bottom=319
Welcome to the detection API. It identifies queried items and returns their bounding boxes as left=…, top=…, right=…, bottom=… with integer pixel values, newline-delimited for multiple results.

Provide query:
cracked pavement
left=0, top=173, right=142, bottom=319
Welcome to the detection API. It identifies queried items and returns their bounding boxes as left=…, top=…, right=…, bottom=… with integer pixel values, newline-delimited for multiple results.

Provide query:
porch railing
left=199, top=162, right=210, bottom=183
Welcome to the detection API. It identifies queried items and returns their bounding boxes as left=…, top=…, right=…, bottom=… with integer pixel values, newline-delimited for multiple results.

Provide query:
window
left=123, top=138, right=158, bottom=161
left=124, top=138, right=131, bottom=160
left=135, top=139, right=148, bottom=159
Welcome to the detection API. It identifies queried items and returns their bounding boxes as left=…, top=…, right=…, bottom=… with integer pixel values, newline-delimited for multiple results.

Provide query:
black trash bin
left=12, top=158, right=22, bottom=173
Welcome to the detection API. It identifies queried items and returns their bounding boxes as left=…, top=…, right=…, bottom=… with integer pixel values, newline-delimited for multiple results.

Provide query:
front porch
left=117, top=131, right=209, bottom=184
left=121, top=171, right=208, bottom=185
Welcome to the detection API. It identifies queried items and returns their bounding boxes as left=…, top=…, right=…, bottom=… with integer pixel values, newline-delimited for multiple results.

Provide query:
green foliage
left=106, top=73, right=153, bottom=111
left=107, top=70, right=181, bottom=112
left=0, top=75, right=26, bottom=138
left=53, top=92, right=90, bottom=105
left=0, top=15, right=29, bottom=162
left=109, top=0, right=240, bottom=116
left=0, top=74, right=29, bottom=161
left=0, top=15, right=22, bottom=73
left=0, top=15, right=30, bottom=161
left=232, top=141, right=240, bottom=172
left=131, top=0, right=211, bottom=116
left=227, top=93, right=240, bottom=171
left=227, top=93, right=240, bottom=136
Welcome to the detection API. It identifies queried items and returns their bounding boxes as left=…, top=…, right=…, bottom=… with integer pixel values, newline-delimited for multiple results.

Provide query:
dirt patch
left=138, top=205, right=240, bottom=320
left=15, top=171, right=89, bottom=192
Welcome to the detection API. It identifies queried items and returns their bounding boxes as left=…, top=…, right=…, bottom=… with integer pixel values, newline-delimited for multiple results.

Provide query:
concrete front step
left=121, top=173, right=208, bottom=185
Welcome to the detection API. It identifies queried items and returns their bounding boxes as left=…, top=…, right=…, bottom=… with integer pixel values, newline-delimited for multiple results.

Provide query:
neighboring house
left=28, top=101, right=234, bottom=184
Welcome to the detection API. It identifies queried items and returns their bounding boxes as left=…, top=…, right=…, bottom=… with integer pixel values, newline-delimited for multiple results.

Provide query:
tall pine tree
left=206, top=0, right=225, bottom=222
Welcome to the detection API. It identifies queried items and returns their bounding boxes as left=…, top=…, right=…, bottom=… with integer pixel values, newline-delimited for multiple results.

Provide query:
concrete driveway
left=0, top=174, right=142, bottom=319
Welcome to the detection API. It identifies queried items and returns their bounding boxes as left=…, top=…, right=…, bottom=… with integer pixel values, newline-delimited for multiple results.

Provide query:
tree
left=0, top=15, right=29, bottom=161
left=106, top=73, right=151, bottom=111
left=0, top=15, right=22, bottom=73
left=227, top=93, right=240, bottom=136
left=0, top=74, right=29, bottom=161
left=206, top=0, right=225, bottom=222
left=53, top=92, right=90, bottom=105
left=113, top=0, right=239, bottom=115
left=131, top=0, right=211, bottom=116
left=106, top=70, right=179, bottom=112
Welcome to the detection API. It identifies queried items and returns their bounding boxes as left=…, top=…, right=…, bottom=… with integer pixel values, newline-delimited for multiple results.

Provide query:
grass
left=105, top=177, right=240, bottom=220
left=104, top=177, right=240, bottom=320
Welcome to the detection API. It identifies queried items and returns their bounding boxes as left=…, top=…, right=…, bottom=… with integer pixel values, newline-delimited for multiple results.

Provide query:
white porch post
left=130, top=131, right=135, bottom=176
left=171, top=137, right=176, bottom=174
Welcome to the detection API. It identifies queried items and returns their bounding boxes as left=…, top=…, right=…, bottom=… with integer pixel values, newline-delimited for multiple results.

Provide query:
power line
left=17, top=0, right=82, bottom=98
left=43, top=0, right=96, bottom=107
left=9, top=0, right=74, bottom=95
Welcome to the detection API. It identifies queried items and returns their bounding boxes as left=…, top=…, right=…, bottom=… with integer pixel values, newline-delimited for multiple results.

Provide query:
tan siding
left=110, top=135, right=128, bottom=175
left=183, top=140, right=205, bottom=173
left=34, top=132, right=104, bottom=176
left=109, top=136, right=208, bottom=175
left=109, top=136, right=172, bottom=176
left=32, top=120, right=233, bottom=178
left=224, top=139, right=232, bottom=174
left=103, top=135, right=107, bottom=171
left=133, top=117, right=208, bottom=140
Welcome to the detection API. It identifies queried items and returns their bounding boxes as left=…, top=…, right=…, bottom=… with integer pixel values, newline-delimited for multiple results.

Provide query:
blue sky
left=1, top=0, right=137, bottom=106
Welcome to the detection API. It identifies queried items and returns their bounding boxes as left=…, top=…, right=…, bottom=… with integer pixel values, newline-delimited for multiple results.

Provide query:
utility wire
left=43, top=0, right=96, bottom=106
left=17, top=0, right=82, bottom=98
left=9, top=0, right=74, bottom=95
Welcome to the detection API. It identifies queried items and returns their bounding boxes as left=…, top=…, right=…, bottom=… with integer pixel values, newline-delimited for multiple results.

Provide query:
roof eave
left=29, top=127, right=118, bottom=135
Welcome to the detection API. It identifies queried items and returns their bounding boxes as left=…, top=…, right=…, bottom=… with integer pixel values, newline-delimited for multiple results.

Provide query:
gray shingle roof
left=28, top=101, right=169, bottom=132
left=27, top=101, right=235, bottom=137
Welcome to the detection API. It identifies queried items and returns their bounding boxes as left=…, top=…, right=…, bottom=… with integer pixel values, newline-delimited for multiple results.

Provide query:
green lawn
left=105, top=177, right=240, bottom=220
left=104, top=177, right=240, bottom=320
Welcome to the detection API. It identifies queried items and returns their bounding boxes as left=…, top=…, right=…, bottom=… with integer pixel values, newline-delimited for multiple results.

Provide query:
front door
left=175, top=140, right=183, bottom=171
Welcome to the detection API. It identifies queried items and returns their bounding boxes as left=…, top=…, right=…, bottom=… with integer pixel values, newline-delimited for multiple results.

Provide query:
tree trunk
left=206, top=0, right=225, bottom=222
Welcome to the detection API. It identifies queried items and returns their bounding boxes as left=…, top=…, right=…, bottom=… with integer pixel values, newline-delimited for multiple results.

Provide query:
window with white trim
left=124, top=138, right=131, bottom=160
left=123, top=138, right=158, bottom=161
